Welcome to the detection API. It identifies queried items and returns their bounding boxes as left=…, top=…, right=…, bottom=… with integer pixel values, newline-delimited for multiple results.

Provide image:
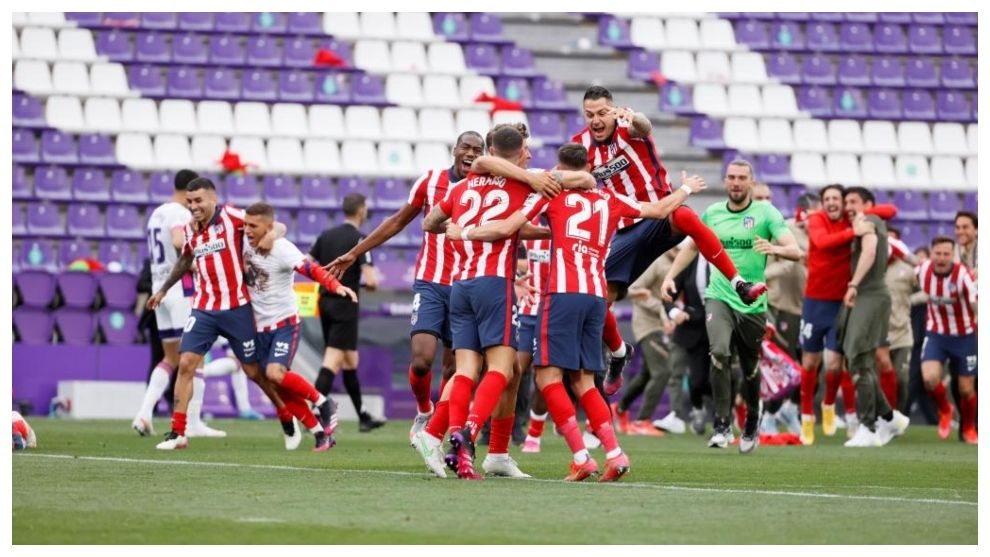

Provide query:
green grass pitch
left=12, top=418, right=977, bottom=544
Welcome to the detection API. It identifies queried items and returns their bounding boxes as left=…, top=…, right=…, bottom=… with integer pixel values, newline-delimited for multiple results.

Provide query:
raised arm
left=754, top=229, right=802, bottom=262
left=519, top=222, right=551, bottom=240
left=326, top=203, right=419, bottom=276
left=296, top=259, right=357, bottom=302
left=807, top=214, right=856, bottom=250
left=446, top=211, right=530, bottom=242
left=637, top=172, right=705, bottom=220
left=423, top=205, right=451, bottom=234
left=613, top=107, right=653, bottom=139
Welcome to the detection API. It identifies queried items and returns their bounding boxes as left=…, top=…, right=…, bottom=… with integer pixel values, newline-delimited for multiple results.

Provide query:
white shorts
left=156, top=286, right=192, bottom=340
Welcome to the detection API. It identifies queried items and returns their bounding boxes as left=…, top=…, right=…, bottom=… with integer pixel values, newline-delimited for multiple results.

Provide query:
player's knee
left=177, top=354, right=198, bottom=376
left=265, top=366, right=285, bottom=383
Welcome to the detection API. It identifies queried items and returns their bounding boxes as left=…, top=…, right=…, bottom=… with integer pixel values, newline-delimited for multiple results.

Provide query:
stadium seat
left=660, top=50, right=697, bottom=83
left=417, top=108, right=457, bottom=143
left=229, top=137, right=268, bottom=170
left=373, top=178, right=410, bottom=209
left=53, top=61, right=91, bottom=96
left=529, top=111, right=565, bottom=145
left=98, top=240, right=140, bottom=274
left=116, top=133, right=156, bottom=169
left=298, top=209, right=331, bottom=244
left=456, top=109, right=492, bottom=139
left=415, top=143, right=451, bottom=171
left=929, top=191, right=963, bottom=220
left=57, top=272, right=99, bottom=309
left=965, top=157, right=977, bottom=189
left=13, top=166, right=31, bottom=200
left=83, top=98, right=123, bottom=134
left=630, top=17, right=665, bottom=50
left=690, top=117, right=725, bottom=149
left=204, top=67, right=240, bottom=101
left=98, top=309, right=139, bottom=345
left=502, top=47, right=537, bottom=77
left=95, top=29, right=133, bottom=62
left=723, top=117, right=760, bottom=152
left=897, top=122, right=934, bottom=155
left=67, top=203, right=105, bottom=238
left=73, top=168, right=110, bottom=201
left=866, top=88, right=901, bottom=120
left=342, top=141, right=380, bottom=175
left=301, top=176, right=336, bottom=209
left=378, top=141, right=416, bottom=177
left=20, top=239, right=58, bottom=272
left=13, top=308, right=55, bottom=345
left=628, top=49, right=660, bottom=81
left=154, top=134, right=193, bottom=169
left=242, top=69, right=278, bottom=102
left=279, top=70, right=314, bottom=103
left=825, top=154, right=861, bottom=185
left=171, top=32, right=207, bottom=65
left=13, top=128, right=40, bottom=163
left=892, top=191, right=928, bottom=220
left=902, top=89, right=936, bottom=120
left=234, top=102, right=273, bottom=137
left=266, top=138, right=306, bottom=174
left=345, top=106, right=383, bottom=141
left=772, top=21, right=805, bottom=50
left=158, top=100, right=198, bottom=136
left=936, top=91, right=971, bottom=122
left=734, top=20, right=769, bottom=50
left=386, top=74, right=425, bottom=107
left=700, top=18, right=735, bottom=50
left=760, top=85, right=800, bottom=118
left=59, top=239, right=92, bottom=269
left=966, top=124, right=978, bottom=155
left=730, top=52, right=768, bottom=84
left=271, top=103, right=309, bottom=138
left=196, top=101, right=234, bottom=137
left=941, top=59, right=975, bottom=89
left=790, top=153, right=827, bottom=186
left=308, top=105, right=346, bottom=140
left=58, top=28, right=98, bottom=61
left=14, top=60, right=53, bottom=94
left=247, top=35, right=282, bottom=67
left=837, top=55, right=870, bottom=86
left=20, top=27, right=58, bottom=60
left=861, top=121, right=899, bottom=155
left=758, top=154, right=791, bottom=183
left=433, top=12, right=469, bottom=41
left=459, top=75, right=496, bottom=106
left=27, top=201, right=65, bottom=235
left=944, top=24, right=976, bottom=55
left=695, top=51, right=730, bottom=82
left=225, top=175, right=262, bottom=207
left=354, top=40, right=392, bottom=73
left=423, top=75, right=462, bottom=109
left=13, top=93, right=44, bottom=128
left=110, top=170, right=149, bottom=203
left=135, top=31, right=170, bottom=64
left=932, top=123, right=969, bottom=157
left=55, top=308, right=96, bottom=346
left=303, top=139, right=342, bottom=174
left=263, top=175, right=300, bottom=208
left=392, top=41, right=429, bottom=73
left=45, top=95, right=85, bottom=132
left=282, top=37, right=314, bottom=68
left=464, top=43, right=499, bottom=75
left=79, top=134, right=115, bottom=166
left=428, top=42, right=467, bottom=75
left=832, top=86, right=867, bottom=119
left=802, top=53, right=836, bottom=85
left=15, top=269, right=57, bottom=308
left=665, top=18, right=700, bottom=50
left=727, top=84, right=762, bottom=117
left=931, top=156, right=967, bottom=190
left=190, top=135, right=227, bottom=170
left=827, top=120, right=864, bottom=154
left=351, top=74, right=387, bottom=105
left=895, top=155, right=932, bottom=188
left=908, top=23, right=941, bottom=54
left=492, top=110, right=529, bottom=130
left=497, top=77, right=532, bottom=106
left=840, top=22, right=872, bottom=52
left=765, top=52, right=800, bottom=85
left=41, top=130, right=78, bottom=164
left=128, top=64, right=167, bottom=98
left=35, top=166, right=72, bottom=200
left=660, top=83, right=694, bottom=115
left=757, top=118, right=793, bottom=153
left=167, top=66, right=203, bottom=99
left=397, top=12, right=436, bottom=41
left=875, top=22, right=908, bottom=53
left=148, top=171, right=175, bottom=202
left=904, top=59, right=937, bottom=90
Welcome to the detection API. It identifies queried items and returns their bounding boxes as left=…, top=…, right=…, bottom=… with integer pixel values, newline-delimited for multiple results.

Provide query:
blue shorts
left=534, top=293, right=607, bottom=373
left=257, top=321, right=301, bottom=369
left=605, top=218, right=684, bottom=293
left=922, top=332, right=978, bottom=377
left=410, top=280, right=452, bottom=345
left=800, top=298, right=843, bottom=354
left=179, top=304, right=259, bottom=364
left=450, top=276, right=517, bottom=353
left=516, top=314, right=538, bottom=355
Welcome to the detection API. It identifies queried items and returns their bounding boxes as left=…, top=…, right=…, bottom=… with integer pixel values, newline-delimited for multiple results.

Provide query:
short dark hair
left=583, top=85, right=613, bottom=102
left=455, top=130, right=484, bottom=149
left=186, top=177, right=216, bottom=193
left=485, top=122, right=528, bottom=150
left=931, top=235, right=956, bottom=248
left=557, top=143, right=588, bottom=170
left=844, top=186, right=875, bottom=205
left=245, top=202, right=274, bottom=219
left=887, top=226, right=901, bottom=239
left=914, top=246, right=930, bottom=258
left=819, top=184, right=844, bottom=201
left=174, top=169, right=199, bottom=191
left=342, top=193, right=366, bottom=216
left=490, top=125, right=524, bottom=158
left=796, top=193, right=820, bottom=211
left=955, top=210, right=977, bottom=229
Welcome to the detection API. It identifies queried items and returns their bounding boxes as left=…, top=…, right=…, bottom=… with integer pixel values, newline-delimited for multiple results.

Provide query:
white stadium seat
left=692, top=84, right=728, bottom=117
left=158, top=99, right=198, bottom=136
left=826, top=154, right=861, bottom=185
left=966, top=124, right=977, bottom=155
left=723, top=117, right=760, bottom=152
left=895, top=155, right=932, bottom=188
left=196, top=101, right=234, bottom=137
left=661, top=51, right=698, bottom=83
left=793, top=119, right=828, bottom=152
left=378, top=141, right=417, bottom=177
left=790, top=153, right=827, bottom=186
left=13, top=60, right=52, bottom=94
left=760, top=85, right=800, bottom=118
left=386, top=74, right=424, bottom=106
left=727, top=84, right=762, bottom=117
left=52, top=61, right=90, bottom=95
left=665, top=19, right=700, bottom=50
left=492, top=110, right=529, bottom=130
left=700, top=18, right=737, bottom=50
left=12, top=12, right=27, bottom=26
left=422, top=75, right=461, bottom=108
left=758, top=118, right=793, bottom=153
left=897, top=122, right=934, bottom=155
left=428, top=42, right=467, bottom=74
left=459, top=75, right=495, bottom=106
left=19, top=27, right=59, bottom=60
left=397, top=12, right=436, bottom=41
left=731, top=52, right=768, bottom=84
left=234, top=102, right=273, bottom=137
left=341, top=140, right=380, bottom=175
left=391, top=41, right=429, bottom=73
left=45, top=96, right=85, bottom=132
left=932, top=123, right=969, bottom=156
left=827, top=120, right=864, bottom=154
left=322, top=12, right=360, bottom=39
left=266, top=138, right=306, bottom=173
left=861, top=121, right=899, bottom=155
left=229, top=137, right=268, bottom=170
left=344, top=106, right=383, bottom=140
left=630, top=17, right=665, bottom=50
left=860, top=155, right=897, bottom=189
left=456, top=109, right=492, bottom=137
left=303, top=139, right=342, bottom=174
left=12, top=32, right=20, bottom=59
left=84, top=97, right=123, bottom=133
left=28, top=13, right=67, bottom=27
left=695, top=51, right=729, bottom=82
left=115, top=133, right=155, bottom=170
left=354, top=40, right=392, bottom=74
left=89, top=63, right=131, bottom=97
left=415, top=143, right=451, bottom=170
left=360, top=12, right=396, bottom=40
left=121, top=98, right=160, bottom=133
left=308, top=105, right=345, bottom=140
left=418, top=108, right=456, bottom=142
left=190, top=135, right=227, bottom=170
left=271, top=103, right=309, bottom=138
left=57, top=28, right=98, bottom=62
left=965, top=157, right=977, bottom=188
left=931, top=156, right=967, bottom=190
left=154, top=134, right=193, bottom=169
left=382, top=107, right=420, bottom=141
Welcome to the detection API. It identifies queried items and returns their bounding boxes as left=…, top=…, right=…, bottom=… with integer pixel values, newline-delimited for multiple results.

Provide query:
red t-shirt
left=804, top=205, right=897, bottom=300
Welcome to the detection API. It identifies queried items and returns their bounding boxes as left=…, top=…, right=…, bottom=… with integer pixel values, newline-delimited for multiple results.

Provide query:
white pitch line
left=15, top=453, right=977, bottom=508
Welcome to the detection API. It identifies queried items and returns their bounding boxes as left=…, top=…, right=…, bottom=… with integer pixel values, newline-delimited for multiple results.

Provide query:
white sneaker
left=482, top=454, right=531, bottom=478
left=844, top=413, right=860, bottom=439
left=413, top=430, right=447, bottom=478
left=844, top=425, right=880, bottom=447
left=652, top=412, right=686, bottom=434
left=708, top=427, right=731, bottom=449
left=132, top=417, right=154, bottom=437
left=583, top=430, right=602, bottom=450
left=876, top=411, right=910, bottom=446
left=284, top=419, right=302, bottom=451
left=739, top=433, right=759, bottom=454
left=186, top=423, right=227, bottom=438
left=408, top=405, right=434, bottom=447
left=156, top=432, right=188, bottom=450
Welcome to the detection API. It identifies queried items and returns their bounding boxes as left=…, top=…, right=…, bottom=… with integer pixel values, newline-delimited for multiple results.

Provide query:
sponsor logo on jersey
left=722, top=237, right=754, bottom=250
left=274, top=341, right=290, bottom=358
left=193, top=239, right=227, bottom=257
left=528, top=249, right=551, bottom=263
left=591, top=154, right=630, bottom=181
left=571, top=242, right=603, bottom=259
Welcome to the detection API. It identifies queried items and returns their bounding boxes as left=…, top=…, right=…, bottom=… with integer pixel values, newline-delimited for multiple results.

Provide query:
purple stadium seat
left=13, top=93, right=46, bottom=128
left=35, top=166, right=72, bottom=200
left=177, top=12, right=214, bottom=31
left=598, top=16, right=633, bottom=48
left=318, top=39, right=353, bottom=66
left=251, top=12, right=287, bottom=34
left=902, top=89, right=936, bottom=120
left=833, top=86, right=867, bottom=119
left=943, top=25, right=977, bottom=55
left=338, top=176, right=371, bottom=199
left=55, top=308, right=96, bottom=346
left=79, top=134, right=116, bottom=165
left=167, top=66, right=203, bottom=98
left=135, top=31, right=171, bottom=63
left=103, top=12, right=138, bottom=26
left=172, top=32, right=208, bottom=65
left=771, top=21, right=804, bottom=50
left=242, top=69, right=278, bottom=101
left=98, top=241, right=139, bottom=273
left=502, top=47, right=537, bottom=77
left=110, top=170, right=148, bottom=203
left=530, top=146, right=556, bottom=170
left=873, top=191, right=892, bottom=206
left=945, top=13, right=977, bottom=25
left=874, top=23, right=908, bottom=54
left=300, top=176, right=336, bottom=208
left=807, top=22, right=842, bottom=51
left=734, top=20, right=769, bottom=50
left=13, top=205, right=26, bottom=237
left=15, top=270, right=57, bottom=307
left=129, top=65, right=166, bottom=97
left=797, top=86, right=832, bottom=118
left=59, top=239, right=92, bottom=268
left=263, top=175, right=300, bottom=208
left=96, top=30, right=134, bottom=62
left=204, top=67, right=240, bottom=100
left=660, top=83, right=693, bottom=115
left=351, top=74, right=386, bottom=105
left=67, top=204, right=105, bottom=238
left=775, top=13, right=809, bottom=21
left=871, top=56, right=906, bottom=87
left=810, top=12, right=843, bottom=22
left=845, top=13, right=878, bottom=23
left=565, top=112, right=585, bottom=138
left=470, top=13, right=504, bottom=42
left=690, top=117, right=725, bottom=149
left=148, top=171, right=175, bottom=202
left=313, top=72, right=349, bottom=103
left=247, top=36, right=282, bottom=67
left=13, top=308, right=55, bottom=345
left=41, top=130, right=78, bottom=164
left=905, top=58, right=937, bottom=88
left=225, top=175, right=262, bottom=206
left=937, top=91, right=971, bottom=122
left=20, top=240, right=58, bottom=271
left=297, top=209, right=330, bottom=245
left=200, top=378, right=236, bottom=418
left=57, top=271, right=99, bottom=308
left=941, top=59, right=975, bottom=89
left=209, top=34, right=245, bottom=66
left=215, top=12, right=250, bottom=33
left=962, top=192, right=977, bottom=211
left=374, top=178, right=410, bottom=209
left=837, top=55, right=870, bottom=86
left=465, top=43, right=500, bottom=75
left=879, top=13, right=912, bottom=24
left=433, top=13, right=469, bottom=41
left=98, top=309, right=139, bottom=345
left=892, top=191, right=928, bottom=220
left=65, top=13, right=103, bottom=26
left=141, top=12, right=177, bottom=29
left=801, top=54, right=837, bottom=85
left=274, top=208, right=298, bottom=243
left=929, top=191, right=962, bottom=220
left=73, top=168, right=110, bottom=201
left=13, top=166, right=30, bottom=200
left=867, top=88, right=902, bottom=120
left=278, top=70, right=314, bottom=102
left=912, top=13, right=945, bottom=24
left=497, top=77, right=532, bottom=106
left=107, top=204, right=144, bottom=239
left=283, top=37, right=315, bottom=67
left=908, top=24, right=941, bottom=54
left=628, top=50, right=660, bottom=81
left=27, top=202, right=64, bottom=236
left=13, top=129, right=39, bottom=163
left=838, top=22, right=872, bottom=52
left=533, top=78, right=569, bottom=110
left=287, top=12, right=322, bottom=35
left=758, top=154, right=791, bottom=184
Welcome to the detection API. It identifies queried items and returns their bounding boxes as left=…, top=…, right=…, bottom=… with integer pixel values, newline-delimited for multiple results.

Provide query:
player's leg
left=735, top=312, right=766, bottom=454
left=951, top=335, right=977, bottom=443
left=572, top=366, right=629, bottom=482
left=876, top=344, right=898, bottom=410
left=705, top=299, right=739, bottom=448
left=535, top=365, right=597, bottom=480
left=921, top=334, right=955, bottom=439
left=632, top=331, right=672, bottom=431
left=890, top=347, right=911, bottom=415
left=482, top=360, right=529, bottom=478
left=339, top=348, right=383, bottom=431
left=512, top=349, right=535, bottom=444
left=798, top=299, right=827, bottom=442
left=133, top=337, right=180, bottom=436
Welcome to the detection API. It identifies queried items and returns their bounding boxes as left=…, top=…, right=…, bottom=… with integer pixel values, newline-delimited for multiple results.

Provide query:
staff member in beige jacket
left=763, top=192, right=816, bottom=358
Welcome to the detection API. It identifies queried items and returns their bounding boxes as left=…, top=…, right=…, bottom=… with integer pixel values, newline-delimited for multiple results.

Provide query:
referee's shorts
left=319, top=295, right=359, bottom=351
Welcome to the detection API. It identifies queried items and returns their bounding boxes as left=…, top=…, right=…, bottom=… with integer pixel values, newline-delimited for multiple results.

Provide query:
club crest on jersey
left=273, top=341, right=290, bottom=357
left=212, top=224, right=225, bottom=235
left=591, top=154, right=630, bottom=181
left=193, top=239, right=227, bottom=257
left=743, top=216, right=755, bottom=229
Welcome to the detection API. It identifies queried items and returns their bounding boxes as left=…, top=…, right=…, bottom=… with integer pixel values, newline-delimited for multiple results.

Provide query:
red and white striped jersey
left=917, top=261, right=978, bottom=336
left=573, top=118, right=671, bottom=229
left=887, top=236, right=910, bottom=264
left=519, top=232, right=551, bottom=317
left=439, top=173, right=544, bottom=280
left=537, top=189, right=642, bottom=298
left=182, top=205, right=250, bottom=311
left=408, top=167, right=459, bottom=286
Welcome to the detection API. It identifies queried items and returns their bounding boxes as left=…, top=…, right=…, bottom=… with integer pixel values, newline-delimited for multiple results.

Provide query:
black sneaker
left=443, top=440, right=459, bottom=472
left=317, top=398, right=335, bottom=429
left=735, top=280, right=768, bottom=305
left=359, top=411, right=386, bottom=432
left=604, top=342, right=634, bottom=396
left=280, top=419, right=296, bottom=437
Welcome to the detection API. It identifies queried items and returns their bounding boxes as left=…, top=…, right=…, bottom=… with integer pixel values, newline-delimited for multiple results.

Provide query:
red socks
left=276, top=406, right=293, bottom=423
left=603, top=306, right=623, bottom=353
left=542, top=382, right=585, bottom=455
left=424, top=400, right=449, bottom=439
left=960, top=393, right=977, bottom=433
left=281, top=371, right=320, bottom=403
left=278, top=387, right=319, bottom=430
left=579, top=389, right=620, bottom=455
left=466, top=372, right=509, bottom=440
left=172, top=412, right=187, bottom=435
left=439, top=375, right=450, bottom=399
left=408, top=367, right=434, bottom=414
left=822, top=369, right=839, bottom=406
left=879, top=368, right=898, bottom=409
left=528, top=412, right=547, bottom=438
left=839, top=370, right=856, bottom=412
left=801, top=367, right=818, bottom=414
left=447, top=375, right=476, bottom=433
left=928, top=383, right=953, bottom=415
left=489, top=416, right=514, bottom=455
left=671, top=206, right=738, bottom=279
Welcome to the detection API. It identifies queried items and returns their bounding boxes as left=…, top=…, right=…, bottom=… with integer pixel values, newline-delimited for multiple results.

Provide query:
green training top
left=701, top=199, right=789, bottom=314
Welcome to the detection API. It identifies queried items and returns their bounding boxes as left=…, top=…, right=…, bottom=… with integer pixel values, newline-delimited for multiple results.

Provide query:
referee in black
left=309, top=193, right=386, bottom=432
